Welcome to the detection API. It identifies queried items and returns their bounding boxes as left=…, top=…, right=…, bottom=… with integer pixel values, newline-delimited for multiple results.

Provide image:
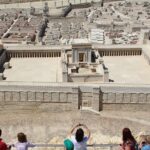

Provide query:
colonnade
left=7, top=51, right=61, bottom=58
left=99, top=49, right=142, bottom=56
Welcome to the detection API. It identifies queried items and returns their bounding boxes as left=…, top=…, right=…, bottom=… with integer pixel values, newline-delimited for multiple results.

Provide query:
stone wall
left=0, top=82, right=150, bottom=111
left=68, top=74, right=104, bottom=82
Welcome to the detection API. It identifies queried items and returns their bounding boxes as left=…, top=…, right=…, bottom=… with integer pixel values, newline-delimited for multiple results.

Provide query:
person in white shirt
left=11, top=132, right=35, bottom=150
left=70, top=124, right=91, bottom=150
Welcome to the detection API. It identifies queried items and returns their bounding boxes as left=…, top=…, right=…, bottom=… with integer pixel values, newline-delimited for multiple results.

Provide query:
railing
left=0, top=0, right=102, bottom=9
left=10, top=144, right=119, bottom=150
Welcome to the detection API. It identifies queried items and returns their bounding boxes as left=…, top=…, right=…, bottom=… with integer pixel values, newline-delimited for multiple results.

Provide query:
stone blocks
left=52, top=92, right=59, bottom=102
left=43, top=92, right=51, bottom=102
left=0, top=91, right=4, bottom=101
left=131, top=93, right=139, bottom=103
left=92, top=88, right=100, bottom=111
left=72, top=87, right=79, bottom=109
left=138, top=94, right=147, bottom=103
left=115, top=93, right=123, bottom=103
left=103, top=93, right=108, bottom=103
left=60, top=92, right=67, bottom=102
left=0, top=84, right=149, bottom=112
left=147, top=94, right=150, bottom=103
left=28, top=91, right=36, bottom=101
left=5, top=91, right=12, bottom=101
left=36, top=92, right=43, bottom=101
left=123, top=93, right=131, bottom=103
left=67, top=93, right=72, bottom=102
left=12, top=92, right=20, bottom=101
left=107, top=93, right=116, bottom=103
left=20, top=92, right=28, bottom=101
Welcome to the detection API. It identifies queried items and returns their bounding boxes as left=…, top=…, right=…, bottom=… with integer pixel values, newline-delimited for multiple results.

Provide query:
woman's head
left=17, top=132, right=27, bottom=143
left=122, top=128, right=136, bottom=143
left=75, top=128, right=84, bottom=142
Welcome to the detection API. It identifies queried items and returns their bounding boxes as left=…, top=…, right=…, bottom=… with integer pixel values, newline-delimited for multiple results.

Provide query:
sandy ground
left=0, top=110, right=150, bottom=146
left=103, top=56, right=150, bottom=84
left=4, top=58, right=62, bottom=82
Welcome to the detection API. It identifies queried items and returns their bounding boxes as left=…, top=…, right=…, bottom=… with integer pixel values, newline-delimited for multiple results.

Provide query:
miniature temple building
left=72, top=43, right=92, bottom=64
left=62, top=41, right=109, bottom=83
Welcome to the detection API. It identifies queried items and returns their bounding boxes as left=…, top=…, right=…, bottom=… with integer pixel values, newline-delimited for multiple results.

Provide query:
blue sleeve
left=83, top=136, right=89, bottom=142
left=27, top=142, right=36, bottom=147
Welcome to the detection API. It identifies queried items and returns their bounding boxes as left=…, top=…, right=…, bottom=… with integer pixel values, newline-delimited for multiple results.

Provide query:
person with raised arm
left=70, top=123, right=91, bottom=150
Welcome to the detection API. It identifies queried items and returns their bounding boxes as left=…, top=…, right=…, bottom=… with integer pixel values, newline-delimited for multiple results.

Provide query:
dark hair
left=122, top=128, right=136, bottom=144
left=75, top=128, right=84, bottom=142
left=0, top=129, right=1, bottom=136
left=17, top=133, right=27, bottom=143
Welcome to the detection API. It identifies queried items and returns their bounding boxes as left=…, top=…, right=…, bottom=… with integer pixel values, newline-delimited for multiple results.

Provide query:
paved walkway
left=103, top=56, right=150, bottom=84
left=4, top=58, right=62, bottom=82
left=0, top=109, right=149, bottom=144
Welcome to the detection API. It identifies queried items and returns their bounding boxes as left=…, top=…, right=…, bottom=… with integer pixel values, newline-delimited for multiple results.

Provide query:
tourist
left=11, top=132, right=35, bottom=150
left=120, top=128, right=137, bottom=150
left=70, top=123, right=91, bottom=150
left=138, top=136, right=150, bottom=150
left=64, top=139, right=74, bottom=150
left=0, top=129, right=7, bottom=150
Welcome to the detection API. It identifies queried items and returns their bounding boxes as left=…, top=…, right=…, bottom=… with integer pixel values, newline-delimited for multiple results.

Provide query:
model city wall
left=0, top=82, right=150, bottom=111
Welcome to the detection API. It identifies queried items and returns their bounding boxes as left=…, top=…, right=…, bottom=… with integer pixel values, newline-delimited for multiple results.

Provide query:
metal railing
left=0, top=0, right=102, bottom=9
left=11, top=144, right=119, bottom=150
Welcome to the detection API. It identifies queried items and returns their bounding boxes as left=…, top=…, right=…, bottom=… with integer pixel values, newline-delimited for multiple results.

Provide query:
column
left=129, top=51, right=131, bottom=56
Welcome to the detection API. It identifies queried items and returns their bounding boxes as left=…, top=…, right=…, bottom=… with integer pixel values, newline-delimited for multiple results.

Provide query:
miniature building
left=62, top=42, right=109, bottom=83
left=72, top=43, right=92, bottom=64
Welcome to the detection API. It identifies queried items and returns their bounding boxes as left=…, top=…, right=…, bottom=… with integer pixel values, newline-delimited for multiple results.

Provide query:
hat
left=64, top=139, right=74, bottom=150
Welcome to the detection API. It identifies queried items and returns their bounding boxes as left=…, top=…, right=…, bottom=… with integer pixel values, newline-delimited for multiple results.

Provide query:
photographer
left=70, top=123, right=91, bottom=150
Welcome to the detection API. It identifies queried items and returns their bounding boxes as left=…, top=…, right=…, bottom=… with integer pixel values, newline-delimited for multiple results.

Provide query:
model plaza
left=0, top=0, right=150, bottom=149
left=0, top=0, right=150, bottom=103
left=0, top=0, right=150, bottom=109
left=0, top=0, right=149, bottom=84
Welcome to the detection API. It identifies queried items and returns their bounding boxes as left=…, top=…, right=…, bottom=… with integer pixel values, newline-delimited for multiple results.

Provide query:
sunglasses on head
left=142, top=141, right=146, bottom=145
